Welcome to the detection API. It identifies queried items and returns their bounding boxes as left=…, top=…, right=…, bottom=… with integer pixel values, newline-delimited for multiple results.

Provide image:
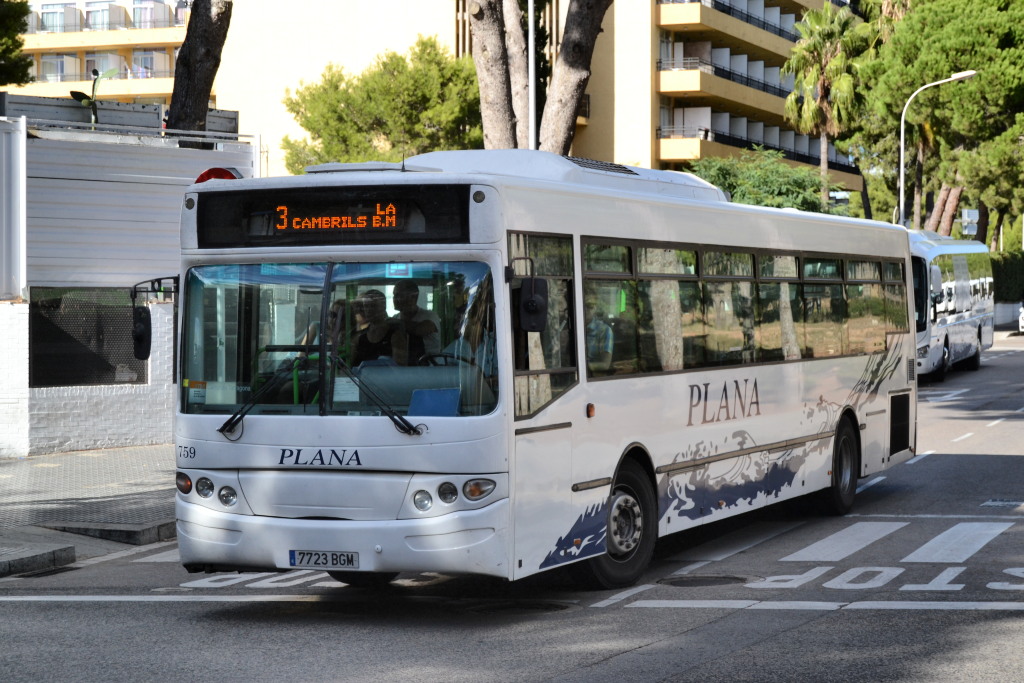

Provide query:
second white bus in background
left=909, top=230, right=993, bottom=381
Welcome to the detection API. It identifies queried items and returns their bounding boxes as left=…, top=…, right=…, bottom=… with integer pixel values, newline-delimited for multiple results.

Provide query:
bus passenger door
left=512, top=423, right=575, bottom=580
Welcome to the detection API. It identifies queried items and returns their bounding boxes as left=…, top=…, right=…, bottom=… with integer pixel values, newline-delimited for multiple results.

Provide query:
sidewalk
left=0, top=444, right=175, bottom=577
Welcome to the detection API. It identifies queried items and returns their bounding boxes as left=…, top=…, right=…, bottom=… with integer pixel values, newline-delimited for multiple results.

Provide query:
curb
left=42, top=521, right=177, bottom=546
left=0, top=543, right=75, bottom=578
left=0, top=520, right=176, bottom=578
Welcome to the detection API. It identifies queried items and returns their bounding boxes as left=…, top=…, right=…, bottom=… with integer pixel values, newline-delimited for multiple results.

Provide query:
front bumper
left=176, top=497, right=511, bottom=579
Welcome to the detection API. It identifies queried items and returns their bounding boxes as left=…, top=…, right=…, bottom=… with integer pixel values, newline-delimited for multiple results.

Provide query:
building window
left=85, top=1, right=112, bottom=30
left=41, top=3, right=78, bottom=32
left=29, top=288, right=148, bottom=388
left=40, top=53, right=79, bottom=82
left=174, top=0, right=190, bottom=26
left=86, top=52, right=124, bottom=78
left=131, top=49, right=170, bottom=78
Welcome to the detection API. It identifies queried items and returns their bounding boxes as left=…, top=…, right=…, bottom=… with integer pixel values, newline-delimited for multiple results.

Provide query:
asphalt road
left=3, top=337, right=1024, bottom=682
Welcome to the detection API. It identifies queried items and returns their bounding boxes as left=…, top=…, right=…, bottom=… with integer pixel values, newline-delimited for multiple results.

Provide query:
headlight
left=438, top=482, right=458, bottom=504
left=413, top=490, right=433, bottom=511
left=218, top=486, right=238, bottom=507
left=195, top=477, right=215, bottom=498
left=917, top=346, right=930, bottom=359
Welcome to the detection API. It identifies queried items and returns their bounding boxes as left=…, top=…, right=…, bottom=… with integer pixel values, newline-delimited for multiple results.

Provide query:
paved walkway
left=0, top=444, right=174, bottom=576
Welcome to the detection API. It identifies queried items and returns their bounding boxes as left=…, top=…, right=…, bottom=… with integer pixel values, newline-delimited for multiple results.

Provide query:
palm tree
left=783, top=4, right=867, bottom=209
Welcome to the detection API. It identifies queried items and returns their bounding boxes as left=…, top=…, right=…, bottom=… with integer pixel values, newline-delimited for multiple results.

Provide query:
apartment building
left=6, top=0, right=860, bottom=188
left=573, top=0, right=862, bottom=192
left=11, top=0, right=187, bottom=106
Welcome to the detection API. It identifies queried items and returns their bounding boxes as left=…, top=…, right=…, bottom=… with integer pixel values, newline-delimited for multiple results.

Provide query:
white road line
left=590, top=584, right=657, bottom=608
left=668, top=521, right=805, bottom=563
left=133, top=549, right=180, bottom=563
left=906, top=450, right=935, bottom=464
left=624, top=600, right=1024, bottom=612
left=987, top=418, right=1006, bottom=428
left=0, top=595, right=328, bottom=603
left=3, top=595, right=1024, bottom=612
left=671, top=561, right=710, bottom=575
left=901, top=522, right=1014, bottom=563
left=856, top=477, right=885, bottom=493
left=71, top=541, right=177, bottom=568
left=781, top=522, right=907, bottom=562
left=952, top=433, right=974, bottom=443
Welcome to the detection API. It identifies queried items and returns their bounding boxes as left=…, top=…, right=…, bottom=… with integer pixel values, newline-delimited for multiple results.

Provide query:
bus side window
left=509, top=233, right=578, bottom=418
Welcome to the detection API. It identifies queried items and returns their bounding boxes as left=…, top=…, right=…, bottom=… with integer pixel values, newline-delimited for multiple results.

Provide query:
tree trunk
left=468, top=0, right=518, bottom=149
left=937, top=185, right=963, bottom=236
left=859, top=175, right=872, bottom=220
left=538, top=0, right=612, bottom=155
left=167, top=0, right=232, bottom=132
left=975, top=202, right=990, bottom=247
left=818, top=134, right=829, bottom=210
left=989, top=211, right=1004, bottom=252
left=925, top=183, right=950, bottom=233
left=502, top=0, right=530, bottom=148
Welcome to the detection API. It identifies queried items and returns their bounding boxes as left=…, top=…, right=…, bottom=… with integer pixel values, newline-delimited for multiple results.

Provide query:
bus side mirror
left=930, top=265, right=943, bottom=299
left=133, top=305, right=152, bottom=360
left=519, top=277, right=548, bottom=332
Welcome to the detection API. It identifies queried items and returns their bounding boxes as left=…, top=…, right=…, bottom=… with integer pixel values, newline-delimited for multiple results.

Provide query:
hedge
left=992, top=252, right=1024, bottom=303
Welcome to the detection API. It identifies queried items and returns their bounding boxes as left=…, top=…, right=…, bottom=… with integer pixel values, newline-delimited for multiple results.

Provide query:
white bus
left=908, top=230, right=993, bottom=380
left=147, top=150, right=917, bottom=589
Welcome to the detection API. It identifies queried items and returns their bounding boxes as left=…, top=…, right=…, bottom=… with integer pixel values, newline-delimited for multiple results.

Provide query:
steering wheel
left=419, top=352, right=474, bottom=367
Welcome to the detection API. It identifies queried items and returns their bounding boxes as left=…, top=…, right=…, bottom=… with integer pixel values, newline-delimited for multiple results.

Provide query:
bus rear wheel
left=328, top=571, right=399, bottom=588
left=819, top=418, right=859, bottom=516
left=573, top=460, right=656, bottom=589
left=962, top=329, right=982, bottom=371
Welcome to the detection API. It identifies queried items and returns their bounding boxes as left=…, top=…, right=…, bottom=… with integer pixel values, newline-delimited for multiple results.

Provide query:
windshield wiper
left=217, top=357, right=309, bottom=438
left=328, top=351, right=422, bottom=436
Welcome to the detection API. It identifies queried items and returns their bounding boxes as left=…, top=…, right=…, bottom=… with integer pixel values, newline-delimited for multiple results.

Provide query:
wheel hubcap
left=607, top=492, right=643, bottom=556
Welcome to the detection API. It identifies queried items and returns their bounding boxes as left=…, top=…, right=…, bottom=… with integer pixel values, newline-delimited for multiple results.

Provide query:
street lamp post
left=898, top=70, right=977, bottom=227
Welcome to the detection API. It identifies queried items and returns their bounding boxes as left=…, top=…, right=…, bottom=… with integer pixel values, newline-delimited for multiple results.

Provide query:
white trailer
left=0, top=95, right=257, bottom=457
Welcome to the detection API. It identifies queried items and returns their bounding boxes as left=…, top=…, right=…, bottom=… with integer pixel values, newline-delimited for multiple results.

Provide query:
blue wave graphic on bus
left=539, top=502, right=608, bottom=569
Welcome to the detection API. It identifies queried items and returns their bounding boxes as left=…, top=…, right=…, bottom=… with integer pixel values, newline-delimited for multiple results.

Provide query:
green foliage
left=991, top=252, right=1024, bottom=303
left=854, top=0, right=1024, bottom=222
left=690, top=147, right=839, bottom=213
left=282, top=37, right=482, bottom=173
left=0, top=0, right=33, bottom=87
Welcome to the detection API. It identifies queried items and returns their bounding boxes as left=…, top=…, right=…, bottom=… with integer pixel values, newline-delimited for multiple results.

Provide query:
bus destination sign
left=196, top=185, right=470, bottom=248
left=274, top=202, right=399, bottom=232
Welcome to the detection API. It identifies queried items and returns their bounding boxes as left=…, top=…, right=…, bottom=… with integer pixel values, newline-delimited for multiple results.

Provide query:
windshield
left=911, top=256, right=927, bottom=333
left=182, top=261, right=497, bottom=417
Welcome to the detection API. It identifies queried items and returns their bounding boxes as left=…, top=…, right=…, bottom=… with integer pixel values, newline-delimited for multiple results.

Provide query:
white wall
left=26, top=302, right=175, bottom=455
left=0, top=303, right=30, bottom=457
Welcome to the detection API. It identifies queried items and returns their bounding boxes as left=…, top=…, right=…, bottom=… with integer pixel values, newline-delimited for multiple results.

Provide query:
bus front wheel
left=573, top=459, right=657, bottom=589
left=819, top=418, right=859, bottom=516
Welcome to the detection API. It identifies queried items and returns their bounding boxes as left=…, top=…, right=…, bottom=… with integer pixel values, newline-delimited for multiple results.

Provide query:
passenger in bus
left=352, top=289, right=400, bottom=365
left=585, top=303, right=614, bottom=374
left=390, top=280, right=441, bottom=364
left=297, top=298, right=345, bottom=354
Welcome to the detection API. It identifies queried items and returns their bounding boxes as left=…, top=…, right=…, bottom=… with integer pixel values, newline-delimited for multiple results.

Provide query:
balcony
left=658, top=0, right=798, bottom=42
left=657, top=124, right=863, bottom=191
left=659, top=57, right=789, bottom=99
